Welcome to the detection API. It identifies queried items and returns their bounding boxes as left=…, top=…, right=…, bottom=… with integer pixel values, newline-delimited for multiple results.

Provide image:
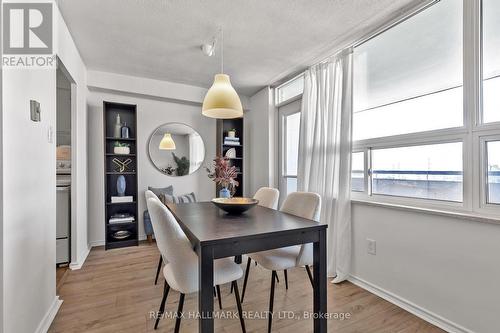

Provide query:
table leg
left=313, top=229, right=327, bottom=333
left=198, top=245, right=214, bottom=333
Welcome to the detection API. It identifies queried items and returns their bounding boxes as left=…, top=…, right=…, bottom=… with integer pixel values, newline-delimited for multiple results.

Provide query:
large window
left=279, top=101, right=301, bottom=198
left=353, top=0, right=463, bottom=141
left=351, top=0, right=500, bottom=216
left=482, top=0, right=500, bottom=124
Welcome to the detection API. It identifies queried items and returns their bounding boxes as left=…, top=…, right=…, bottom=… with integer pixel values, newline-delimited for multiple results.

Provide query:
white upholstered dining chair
left=146, top=196, right=246, bottom=332
left=241, top=191, right=321, bottom=333
left=253, top=187, right=280, bottom=209
left=145, top=190, right=166, bottom=285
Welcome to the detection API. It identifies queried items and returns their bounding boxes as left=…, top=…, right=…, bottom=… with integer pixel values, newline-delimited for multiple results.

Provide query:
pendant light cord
left=220, top=27, right=224, bottom=74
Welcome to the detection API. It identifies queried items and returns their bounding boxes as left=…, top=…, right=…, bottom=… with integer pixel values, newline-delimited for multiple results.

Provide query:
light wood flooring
left=49, top=242, right=444, bottom=333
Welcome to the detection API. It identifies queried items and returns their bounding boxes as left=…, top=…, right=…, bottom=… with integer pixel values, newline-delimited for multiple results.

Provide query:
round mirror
left=148, top=123, right=205, bottom=176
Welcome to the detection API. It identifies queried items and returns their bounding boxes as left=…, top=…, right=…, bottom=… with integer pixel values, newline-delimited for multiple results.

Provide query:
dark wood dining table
left=166, top=201, right=328, bottom=333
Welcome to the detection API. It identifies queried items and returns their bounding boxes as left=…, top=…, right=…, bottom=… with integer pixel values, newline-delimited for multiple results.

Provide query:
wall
left=246, top=87, right=277, bottom=196
left=87, top=90, right=217, bottom=244
left=350, top=203, right=500, bottom=333
left=1, top=2, right=88, bottom=332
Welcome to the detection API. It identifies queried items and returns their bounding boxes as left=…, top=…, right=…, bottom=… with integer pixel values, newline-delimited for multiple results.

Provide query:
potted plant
left=206, top=156, right=239, bottom=198
left=113, top=142, right=130, bottom=155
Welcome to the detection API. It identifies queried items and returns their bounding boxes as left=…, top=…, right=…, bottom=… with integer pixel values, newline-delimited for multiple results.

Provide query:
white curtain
left=297, top=50, right=353, bottom=282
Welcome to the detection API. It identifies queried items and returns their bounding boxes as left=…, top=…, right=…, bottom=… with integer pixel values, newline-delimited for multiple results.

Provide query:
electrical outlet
left=367, top=239, right=376, bottom=255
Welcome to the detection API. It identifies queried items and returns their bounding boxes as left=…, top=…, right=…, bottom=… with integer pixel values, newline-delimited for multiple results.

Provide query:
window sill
left=351, top=199, right=500, bottom=226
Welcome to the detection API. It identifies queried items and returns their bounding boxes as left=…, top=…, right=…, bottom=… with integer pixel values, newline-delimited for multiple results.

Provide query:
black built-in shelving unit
left=216, top=118, right=244, bottom=197
left=103, top=101, right=139, bottom=250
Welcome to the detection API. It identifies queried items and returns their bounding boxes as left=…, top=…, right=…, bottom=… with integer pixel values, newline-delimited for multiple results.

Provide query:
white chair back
left=280, top=192, right=321, bottom=221
left=253, top=187, right=280, bottom=209
left=145, top=190, right=159, bottom=202
left=280, top=192, right=321, bottom=267
left=146, top=197, right=198, bottom=291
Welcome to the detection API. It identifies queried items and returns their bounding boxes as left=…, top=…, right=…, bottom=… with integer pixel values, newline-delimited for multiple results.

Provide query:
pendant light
left=159, top=133, right=176, bottom=150
left=202, top=28, right=243, bottom=119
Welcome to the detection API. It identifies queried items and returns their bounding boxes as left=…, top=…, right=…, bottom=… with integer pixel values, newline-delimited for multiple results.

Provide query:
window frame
left=352, top=0, right=500, bottom=217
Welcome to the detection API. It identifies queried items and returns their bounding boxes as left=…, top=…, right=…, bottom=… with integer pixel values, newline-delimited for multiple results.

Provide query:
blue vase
left=219, top=187, right=230, bottom=198
left=117, top=175, right=126, bottom=196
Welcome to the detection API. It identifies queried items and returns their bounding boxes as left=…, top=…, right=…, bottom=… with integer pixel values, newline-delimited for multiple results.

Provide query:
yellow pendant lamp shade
left=202, top=74, right=243, bottom=119
left=159, top=133, right=176, bottom=150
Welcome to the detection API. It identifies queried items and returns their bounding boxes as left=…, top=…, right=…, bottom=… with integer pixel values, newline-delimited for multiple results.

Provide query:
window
left=482, top=0, right=500, bottom=124
left=279, top=101, right=301, bottom=198
left=372, top=143, right=463, bottom=202
left=353, top=0, right=463, bottom=141
left=276, top=75, right=304, bottom=105
left=487, top=141, right=500, bottom=204
left=351, top=152, right=365, bottom=192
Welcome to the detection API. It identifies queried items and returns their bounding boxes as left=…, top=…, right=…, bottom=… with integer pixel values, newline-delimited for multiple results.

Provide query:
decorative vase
left=116, top=175, right=126, bottom=196
left=121, top=122, right=130, bottom=139
left=219, top=187, right=231, bottom=198
left=114, top=114, right=122, bottom=138
left=228, top=130, right=236, bottom=138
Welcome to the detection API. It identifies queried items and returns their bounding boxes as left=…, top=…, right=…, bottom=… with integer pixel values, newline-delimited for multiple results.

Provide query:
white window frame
left=351, top=0, right=500, bottom=218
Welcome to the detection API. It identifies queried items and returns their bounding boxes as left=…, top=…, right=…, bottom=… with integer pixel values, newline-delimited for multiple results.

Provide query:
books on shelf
left=224, top=136, right=240, bottom=145
left=111, top=196, right=133, bottom=203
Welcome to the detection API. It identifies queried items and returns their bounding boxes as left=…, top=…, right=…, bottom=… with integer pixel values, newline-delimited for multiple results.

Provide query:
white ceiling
left=57, top=0, right=421, bottom=96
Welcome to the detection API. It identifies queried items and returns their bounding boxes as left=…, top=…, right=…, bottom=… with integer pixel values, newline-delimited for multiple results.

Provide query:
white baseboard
left=34, top=296, right=63, bottom=333
left=69, top=244, right=91, bottom=270
left=348, top=275, right=474, bottom=333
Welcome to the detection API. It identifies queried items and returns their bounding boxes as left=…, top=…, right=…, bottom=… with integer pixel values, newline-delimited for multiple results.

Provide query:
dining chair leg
left=268, top=270, right=277, bottom=333
left=154, top=281, right=170, bottom=330
left=241, top=257, right=252, bottom=302
left=230, top=282, right=234, bottom=294
left=213, top=287, right=217, bottom=297
left=275, top=272, right=280, bottom=284
left=232, top=281, right=246, bottom=333
left=284, top=269, right=288, bottom=290
left=216, top=285, right=223, bottom=310
left=174, top=293, right=185, bottom=333
left=154, top=255, right=163, bottom=285
left=305, top=265, right=314, bottom=288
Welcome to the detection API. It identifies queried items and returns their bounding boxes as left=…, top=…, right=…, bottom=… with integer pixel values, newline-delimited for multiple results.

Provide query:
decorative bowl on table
left=211, top=197, right=259, bottom=215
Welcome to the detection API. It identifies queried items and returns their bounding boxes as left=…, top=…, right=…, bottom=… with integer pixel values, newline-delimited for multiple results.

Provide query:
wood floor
left=49, top=243, right=444, bottom=333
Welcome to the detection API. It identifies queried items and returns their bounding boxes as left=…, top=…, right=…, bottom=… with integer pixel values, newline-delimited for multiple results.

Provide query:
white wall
left=87, top=89, right=217, bottom=245
left=350, top=203, right=500, bottom=333
left=1, top=3, right=88, bottom=332
left=246, top=87, right=276, bottom=196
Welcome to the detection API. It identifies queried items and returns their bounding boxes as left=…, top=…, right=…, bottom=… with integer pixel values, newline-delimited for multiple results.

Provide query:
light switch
left=30, top=100, right=41, bottom=122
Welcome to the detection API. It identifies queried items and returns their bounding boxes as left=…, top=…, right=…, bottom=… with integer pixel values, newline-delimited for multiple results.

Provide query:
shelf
left=223, top=144, right=242, bottom=147
left=106, top=137, right=136, bottom=141
left=106, top=153, right=136, bottom=157
left=106, top=201, right=136, bottom=205
left=106, top=172, right=136, bottom=175
left=226, top=157, right=243, bottom=160
left=106, top=221, right=136, bottom=227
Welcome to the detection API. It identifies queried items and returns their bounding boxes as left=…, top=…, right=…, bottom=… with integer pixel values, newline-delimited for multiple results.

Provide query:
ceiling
left=57, top=0, right=421, bottom=96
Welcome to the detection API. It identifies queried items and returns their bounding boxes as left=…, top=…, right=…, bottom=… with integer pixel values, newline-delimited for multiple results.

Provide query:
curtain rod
left=273, top=0, right=439, bottom=89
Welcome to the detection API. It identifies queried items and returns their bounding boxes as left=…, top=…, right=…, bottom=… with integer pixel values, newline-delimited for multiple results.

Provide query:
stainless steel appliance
left=56, top=160, right=71, bottom=264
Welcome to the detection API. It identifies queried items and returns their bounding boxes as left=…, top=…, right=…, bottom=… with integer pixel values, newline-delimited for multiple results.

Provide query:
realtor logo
left=2, top=2, right=55, bottom=68
left=3, top=2, right=53, bottom=54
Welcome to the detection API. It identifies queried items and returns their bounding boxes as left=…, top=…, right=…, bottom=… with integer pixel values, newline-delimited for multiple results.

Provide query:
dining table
left=166, top=201, right=328, bottom=333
